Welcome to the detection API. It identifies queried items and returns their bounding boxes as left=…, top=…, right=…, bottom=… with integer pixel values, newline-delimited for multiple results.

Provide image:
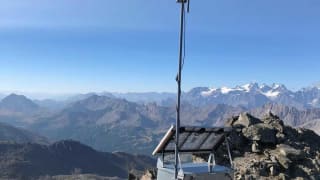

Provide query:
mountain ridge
left=28, top=95, right=320, bottom=154
left=0, top=94, right=40, bottom=114
left=0, top=122, right=49, bottom=144
left=2, top=82, right=320, bottom=110
left=184, top=83, right=320, bottom=109
left=0, top=139, right=155, bottom=179
left=0, top=90, right=320, bottom=154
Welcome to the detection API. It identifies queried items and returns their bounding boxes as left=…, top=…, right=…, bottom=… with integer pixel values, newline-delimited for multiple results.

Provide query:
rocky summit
left=226, top=112, right=320, bottom=180
left=137, top=112, right=320, bottom=180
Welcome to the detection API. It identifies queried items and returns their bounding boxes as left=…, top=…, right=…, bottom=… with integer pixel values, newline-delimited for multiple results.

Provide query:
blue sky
left=1, top=0, right=320, bottom=93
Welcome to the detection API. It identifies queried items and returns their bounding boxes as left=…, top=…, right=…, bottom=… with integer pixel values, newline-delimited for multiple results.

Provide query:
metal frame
left=153, top=126, right=231, bottom=155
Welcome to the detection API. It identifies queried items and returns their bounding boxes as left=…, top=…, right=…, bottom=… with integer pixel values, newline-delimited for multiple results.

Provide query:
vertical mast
left=175, top=0, right=188, bottom=179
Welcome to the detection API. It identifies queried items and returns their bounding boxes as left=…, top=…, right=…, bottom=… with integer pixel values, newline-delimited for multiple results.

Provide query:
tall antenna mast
left=175, top=0, right=189, bottom=179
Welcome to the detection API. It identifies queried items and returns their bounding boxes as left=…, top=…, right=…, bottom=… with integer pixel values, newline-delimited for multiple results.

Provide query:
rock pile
left=138, top=112, right=320, bottom=180
left=129, top=169, right=156, bottom=180
left=227, top=112, right=320, bottom=180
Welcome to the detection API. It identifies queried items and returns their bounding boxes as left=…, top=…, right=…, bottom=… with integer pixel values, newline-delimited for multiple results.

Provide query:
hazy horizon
left=1, top=81, right=320, bottom=101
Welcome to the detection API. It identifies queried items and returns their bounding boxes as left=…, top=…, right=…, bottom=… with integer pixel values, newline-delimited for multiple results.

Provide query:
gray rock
left=275, top=154, right=292, bottom=169
left=251, top=141, right=260, bottom=153
left=276, top=133, right=286, bottom=143
left=140, top=169, right=157, bottom=180
left=233, top=112, right=262, bottom=127
left=225, top=112, right=320, bottom=179
left=242, top=123, right=277, bottom=144
left=269, top=165, right=277, bottom=176
left=278, top=173, right=288, bottom=180
left=277, top=144, right=304, bottom=160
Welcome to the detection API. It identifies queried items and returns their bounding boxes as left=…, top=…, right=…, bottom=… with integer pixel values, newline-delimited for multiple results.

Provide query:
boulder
left=140, top=169, right=157, bottom=180
left=251, top=141, right=260, bottom=153
left=278, top=173, right=289, bottom=180
left=262, top=112, right=284, bottom=133
left=276, top=133, right=286, bottom=143
left=242, top=123, right=277, bottom=144
left=233, top=112, right=262, bottom=127
left=275, top=154, right=292, bottom=169
left=277, top=144, right=304, bottom=160
left=269, top=165, right=277, bottom=176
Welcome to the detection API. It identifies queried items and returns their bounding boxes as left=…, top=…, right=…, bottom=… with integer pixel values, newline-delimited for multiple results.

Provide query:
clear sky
left=1, top=0, right=320, bottom=94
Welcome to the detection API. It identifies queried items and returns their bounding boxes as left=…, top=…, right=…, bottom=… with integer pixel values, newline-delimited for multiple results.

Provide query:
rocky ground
left=226, top=112, right=320, bottom=180
left=137, top=112, right=320, bottom=180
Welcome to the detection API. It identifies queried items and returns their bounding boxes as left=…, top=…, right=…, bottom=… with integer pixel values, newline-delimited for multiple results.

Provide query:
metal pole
left=175, top=0, right=185, bottom=179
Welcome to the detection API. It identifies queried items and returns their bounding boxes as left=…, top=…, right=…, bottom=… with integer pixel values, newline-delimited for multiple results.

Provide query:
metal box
left=153, top=126, right=234, bottom=180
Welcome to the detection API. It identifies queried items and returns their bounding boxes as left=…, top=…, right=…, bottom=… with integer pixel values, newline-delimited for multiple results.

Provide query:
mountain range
left=251, top=103, right=320, bottom=126
left=0, top=83, right=320, bottom=155
left=28, top=96, right=249, bottom=154
left=3, top=83, right=320, bottom=110
left=44, top=83, right=320, bottom=109
left=183, top=83, right=320, bottom=109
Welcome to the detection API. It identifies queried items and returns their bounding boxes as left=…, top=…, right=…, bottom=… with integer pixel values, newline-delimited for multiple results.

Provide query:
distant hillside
left=30, top=95, right=176, bottom=154
left=0, top=122, right=48, bottom=144
left=0, top=94, right=39, bottom=114
left=0, top=140, right=155, bottom=179
left=112, top=92, right=175, bottom=105
left=24, top=95, right=320, bottom=154
left=0, top=94, right=53, bottom=126
left=300, top=119, right=320, bottom=135
left=251, top=103, right=320, bottom=126
left=29, top=95, right=245, bottom=154
left=33, top=99, right=66, bottom=111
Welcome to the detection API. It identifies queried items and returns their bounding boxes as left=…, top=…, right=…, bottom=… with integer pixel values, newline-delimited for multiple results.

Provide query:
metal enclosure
left=153, top=126, right=234, bottom=180
left=157, top=164, right=233, bottom=180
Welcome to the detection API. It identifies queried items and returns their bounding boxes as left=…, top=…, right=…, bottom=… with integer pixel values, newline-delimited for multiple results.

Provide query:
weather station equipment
left=152, top=0, right=235, bottom=179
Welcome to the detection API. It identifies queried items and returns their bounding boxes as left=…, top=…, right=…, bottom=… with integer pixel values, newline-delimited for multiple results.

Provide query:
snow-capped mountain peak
left=241, top=84, right=251, bottom=91
left=241, top=83, right=259, bottom=92
left=260, top=84, right=272, bottom=92
left=220, top=86, right=242, bottom=94
left=259, top=83, right=268, bottom=89
left=259, top=84, right=287, bottom=98
left=199, top=83, right=288, bottom=99
left=184, top=83, right=320, bottom=108
left=262, top=90, right=280, bottom=98
left=200, top=88, right=217, bottom=96
left=272, top=83, right=281, bottom=89
left=271, top=83, right=287, bottom=90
